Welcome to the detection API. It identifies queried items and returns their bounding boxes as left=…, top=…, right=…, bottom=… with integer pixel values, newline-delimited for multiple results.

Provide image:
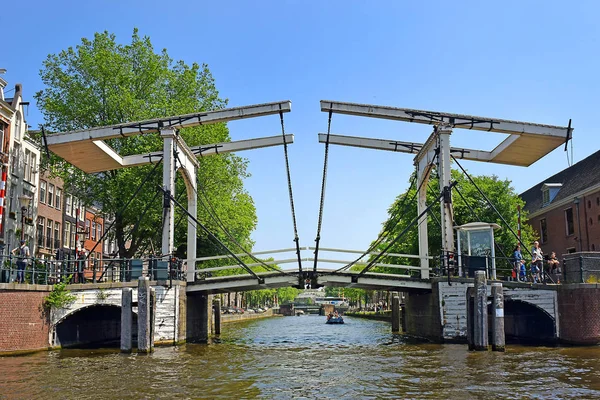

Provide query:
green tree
left=35, top=29, right=257, bottom=259
left=370, top=168, right=536, bottom=276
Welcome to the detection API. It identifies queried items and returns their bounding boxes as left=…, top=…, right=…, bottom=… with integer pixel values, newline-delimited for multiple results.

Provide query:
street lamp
left=18, top=195, right=31, bottom=241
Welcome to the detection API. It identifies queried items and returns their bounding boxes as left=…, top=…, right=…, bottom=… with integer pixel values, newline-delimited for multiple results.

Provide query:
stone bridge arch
left=502, top=299, right=556, bottom=343
left=53, top=304, right=138, bottom=348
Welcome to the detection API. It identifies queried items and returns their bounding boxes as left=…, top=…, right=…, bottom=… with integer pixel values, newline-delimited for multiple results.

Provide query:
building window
left=97, top=224, right=102, bottom=241
left=9, top=184, right=16, bottom=213
left=85, top=219, right=91, bottom=239
left=55, top=188, right=62, bottom=210
left=542, top=188, right=550, bottom=206
left=39, top=181, right=46, bottom=204
left=54, top=222, right=60, bottom=249
left=11, top=143, right=20, bottom=172
left=565, top=208, right=575, bottom=236
left=23, top=150, right=30, bottom=181
left=588, top=200, right=592, bottom=209
left=597, top=197, right=600, bottom=206
left=0, top=124, right=4, bottom=154
left=91, top=221, right=96, bottom=240
left=567, top=247, right=576, bottom=254
left=71, top=227, right=76, bottom=251
left=46, top=219, right=53, bottom=249
left=540, top=218, right=548, bottom=243
left=64, top=222, right=71, bottom=249
left=47, top=184, right=54, bottom=207
left=590, top=218, right=594, bottom=226
left=66, top=194, right=72, bottom=217
left=37, top=217, right=45, bottom=247
left=29, top=153, right=36, bottom=183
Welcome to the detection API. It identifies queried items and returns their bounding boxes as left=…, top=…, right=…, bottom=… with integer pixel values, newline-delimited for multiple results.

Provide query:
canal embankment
left=221, top=308, right=281, bottom=324
left=345, top=310, right=391, bottom=322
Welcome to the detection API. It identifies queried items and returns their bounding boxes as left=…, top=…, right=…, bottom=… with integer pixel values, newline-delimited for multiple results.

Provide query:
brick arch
left=502, top=299, right=556, bottom=342
left=53, top=304, right=138, bottom=348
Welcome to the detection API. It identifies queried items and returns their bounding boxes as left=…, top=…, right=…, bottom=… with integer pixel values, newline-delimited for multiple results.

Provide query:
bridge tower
left=45, top=101, right=294, bottom=282
left=318, top=100, right=572, bottom=279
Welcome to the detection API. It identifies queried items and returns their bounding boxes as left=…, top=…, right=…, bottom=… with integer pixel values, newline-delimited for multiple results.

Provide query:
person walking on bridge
left=531, top=241, right=543, bottom=283
left=11, top=239, right=30, bottom=284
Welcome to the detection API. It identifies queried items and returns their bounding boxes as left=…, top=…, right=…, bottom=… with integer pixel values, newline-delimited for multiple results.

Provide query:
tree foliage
left=368, top=168, right=537, bottom=276
left=35, top=29, right=257, bottom=259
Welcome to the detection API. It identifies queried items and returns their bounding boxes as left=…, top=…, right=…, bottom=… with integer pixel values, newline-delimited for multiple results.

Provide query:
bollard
left=466, top=284, right=474, bottom=351
left=214, top=298, right=222, bottom=335
left=392, top=292, right=400, bottom=333
left=150, top=287, right=156, bottom=352
left=474, top=271, right=488, bottom=351
left=137, top=277, right=152, bottom=353
left=491, top=283, right=505, bottom=352
left=121, top=288, right=133, bottom=353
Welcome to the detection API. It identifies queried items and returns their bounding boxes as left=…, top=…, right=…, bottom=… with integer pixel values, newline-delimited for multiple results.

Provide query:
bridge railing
left=0, top=254, right=185, bottom=285
left=437, top=251, right=559, bottom=282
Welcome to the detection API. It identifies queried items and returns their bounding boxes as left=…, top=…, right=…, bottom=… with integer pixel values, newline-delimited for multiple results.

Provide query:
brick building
left=521, top=150, right=600, bottom=256
left=36, top=173, right=64, bottom=259
left=83, top=206, right=104, bottom=278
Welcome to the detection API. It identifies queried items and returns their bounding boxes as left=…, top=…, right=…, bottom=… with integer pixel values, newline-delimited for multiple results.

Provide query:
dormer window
left=542, top=183, right=562, bottom=206
left=542, top=188, right=550, bottom=205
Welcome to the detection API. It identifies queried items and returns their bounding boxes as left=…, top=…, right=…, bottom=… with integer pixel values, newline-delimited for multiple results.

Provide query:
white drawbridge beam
left=320, top=100, right=571, bottom=167
left=46, top=101, right=292, bottom=173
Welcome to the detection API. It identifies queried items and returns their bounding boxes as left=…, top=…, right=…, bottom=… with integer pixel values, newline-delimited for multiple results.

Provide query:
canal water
left=1, top=315, right=600, bottom=399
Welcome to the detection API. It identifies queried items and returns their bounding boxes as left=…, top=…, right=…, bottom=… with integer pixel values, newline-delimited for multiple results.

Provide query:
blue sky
left=1, top=1, right=598, bottom=266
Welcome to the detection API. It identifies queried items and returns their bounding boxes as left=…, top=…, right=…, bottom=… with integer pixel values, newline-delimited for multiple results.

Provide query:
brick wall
left=557, top=284, right=600, bottom=345
left=528, top=190, right=600, bottom=257
left=0, top=289, right=50, bottom=353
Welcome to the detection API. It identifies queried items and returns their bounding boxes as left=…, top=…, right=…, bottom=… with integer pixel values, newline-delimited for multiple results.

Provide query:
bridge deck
left=185, top=269, right=433, bottom=294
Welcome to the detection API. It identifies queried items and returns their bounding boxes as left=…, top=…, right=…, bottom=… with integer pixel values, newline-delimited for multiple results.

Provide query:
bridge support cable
left=452, top=183, right=513, bottom=266
left=171, top=149, right=283, bottom=275
left=336, top=173, right=418, bottom=272
left=313, top=106, right=333, bottom=273
left=137, top=190, right=187, bottom=257
left=354, top=185, right=453, bottom=279
left=279, top=107, right=304, bottom=276
left=83, top=158, right=164, bottom=271
left=194, top=182, right=282, bottom=274
left=426, top=181, right=443, bottom=231
left=451, top=155, right=533, bottom=258
left=97, top=189, right=162, bottom=281
left=157, top=185, right=265, bottom=283
left=335, top=156, right=438, bottom=273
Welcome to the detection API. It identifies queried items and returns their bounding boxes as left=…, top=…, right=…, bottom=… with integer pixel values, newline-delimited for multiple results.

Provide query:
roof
left=520, top=149, right=600, bottom=214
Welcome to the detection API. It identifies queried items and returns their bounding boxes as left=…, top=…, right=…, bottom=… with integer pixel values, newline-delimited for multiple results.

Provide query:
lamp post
left=574, top=197, right=583, bottom=252
left=18, top=195, right=31, bottom=241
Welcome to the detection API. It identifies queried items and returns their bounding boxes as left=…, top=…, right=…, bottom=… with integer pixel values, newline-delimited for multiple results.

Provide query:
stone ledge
left=0, top=283, right=53, bottom=291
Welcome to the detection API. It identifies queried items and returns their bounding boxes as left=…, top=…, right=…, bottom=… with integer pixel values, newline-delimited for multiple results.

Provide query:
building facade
left=36, top=173, right=64, bottom=259
left=521, top=150, right=600, bottom=256
left=0, top=72, right=40, bottom=255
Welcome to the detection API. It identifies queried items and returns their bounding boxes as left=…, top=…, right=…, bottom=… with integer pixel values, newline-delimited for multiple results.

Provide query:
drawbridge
left=44, top=99, right=572, bottom=294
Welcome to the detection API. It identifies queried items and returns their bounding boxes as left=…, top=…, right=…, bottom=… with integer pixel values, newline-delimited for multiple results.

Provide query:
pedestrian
left=11, top=239, right=30, bottom=284
left=531, top=241, right=543, bottom=283
left=547, top=251, right=560, bottom=274
left=513, top=244, right=523, bottom=281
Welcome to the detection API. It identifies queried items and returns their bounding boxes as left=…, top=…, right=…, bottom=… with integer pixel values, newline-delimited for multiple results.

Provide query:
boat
left=326, top=316, right=344, bottom=324
left=295, top=310, right=305, bottom=316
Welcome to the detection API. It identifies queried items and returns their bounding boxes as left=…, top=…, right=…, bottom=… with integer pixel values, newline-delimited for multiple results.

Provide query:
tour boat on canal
left=326, top=315, right=344, bottom=324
